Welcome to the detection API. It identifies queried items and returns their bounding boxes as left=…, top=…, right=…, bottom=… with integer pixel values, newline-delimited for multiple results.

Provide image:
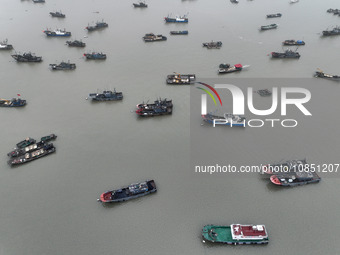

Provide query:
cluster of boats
left=327, top=8, right=340, bottom=15
left=7, top=135, right=57, bottom=166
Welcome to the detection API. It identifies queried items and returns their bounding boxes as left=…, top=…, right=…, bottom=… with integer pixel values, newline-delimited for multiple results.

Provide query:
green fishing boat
left=202, top=224, right=269, bottom=245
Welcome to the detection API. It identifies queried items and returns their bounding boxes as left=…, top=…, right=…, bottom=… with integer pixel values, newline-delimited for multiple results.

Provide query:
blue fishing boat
left=43, top=29, right=71, bottom=37
left=170, top=30, right=188, bottom=35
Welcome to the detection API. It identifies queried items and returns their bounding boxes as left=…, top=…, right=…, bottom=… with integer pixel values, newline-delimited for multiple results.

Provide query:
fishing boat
left=66, top=40, right=86, bottom=47
left=166, top=73, right=196, bottom=84
left=0, top=39, right=13, bottom=50
left=262, top=159, right=307, bottom=175
left=32, top=0, right=45, bottom=3
left=136, top=98, right=173, bottom=116
left=202, top=224, right=269, bottom=245
left=202, top=113, right=246, bottom=127
left=164, top=15, right=188, bottom=23
left=143, top=33, right=167, bottom=42
left=133, top=1, right=147, bottom=7
left=40, top=134, right=57, bottom=142
left=256, top=89, right=272, bottom=96
left=49, top=11, right=65, bottom=18
left=88, top=89, right=123, bottom=101
left=270, top=171, right=321, bottom=186
left=86, top=20, right=108, bottom=31
left=50, top=61, right=76, bottom=70
left=290, top=0, right=299, bottom=3
left=170, top=30, right=188, bottom=35
left=0, top=98, right=26, bottom=107
left=230, top=0, right=239, bottom=3
left=267, top=13, right=282, bottom=18
left=260, top=24, right=277, bottom=30
left=98, top=180, right=157, bottom=203
left=43, top=29, right=71, bottom=37
left=83, top=52, right=106, bottom=60
left=16, top=137, right=36, bottom=149
left=11, top=52, right=42, bottom=62
left=8, top=143, right=56, bottom=166
left=322, top=26, right=340, bottom=36
left=282, top=40, right=305, bottom=46
left=218, top=63, right=243, bottom=74
left=314, top=69, right=340, bottom=81
left=202, top=41, right=222, bottom=49
left=271, top=49, right=300, bottom=58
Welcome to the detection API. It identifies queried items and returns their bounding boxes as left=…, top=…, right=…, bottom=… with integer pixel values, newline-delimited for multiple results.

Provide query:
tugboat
left=50, top=61, right=76, bottom=70
left=262, top=159, right=307, bottom=175
left=170, top=30, right=188, bottom=35
left=66, top=40, right=86, bottom=47
left=314, top=69, right=340, bottom=81
left=49, top=11, right=65, bottom=18
left=143, top=33, right=167, bottom=42
left=98, top=180, right=157, bottom=203
left=11, top=52, right=42, bottom=62
left=164, top=15, right=188, bottom=23
left=0, top=98, right=26, bottom=107
left=0, top=39, right=13, bottom=50
left=270, top=171, right=321, bottom=186
left=322, top=26, right=340, bottom=36
left=166, top=73, right=196, bottom=84
left=83, top=52, right=106, bottom=60
left=16, top=137, right=36, bottom=149
left=282, top=40, right=305, bottom=46
left=86, top=20, right=108, bottom=31
left=8, top=143, right=56, bottom=166
left=260, top=24, right=278, bottom=30
left=133, top=1, right=147, bottom=7
left=202, top=41, right=222, bottom=49
left=88, top=89, right=123, bottom=101
left=202, top=224, right=269, bottom=245
left=271, top=49, right=300, bottom=58
left=256, top=89, right=272, bottom=96
left=136, top=98, right=173, bottom=116
left=266, top=13, right=282, bottom=18
left=218, top=63, right=243, bottom=74
left=43, top=29, right=71, bottom=37
left=202, top=113, right=246, bottom=127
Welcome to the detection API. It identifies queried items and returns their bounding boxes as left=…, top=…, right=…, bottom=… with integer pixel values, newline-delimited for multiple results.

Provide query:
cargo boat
left=262, top=159, right=307, bottom=175
left=166, top=73, right=195, bottom=84
left=261, top=24, right=278, bottom=30
left=98, top=180, right=157, bottom=203
left=66, top=40, right=86, bottom=47
left=0, top=39, right=13, bottom=50
left=270, top=171, right=321, bottom=186
left=202, top=113, right=246, bottom=127
left=267, top=13, right=282, bottom=18
left=50, top=61, right=76, bottom=70
left=0, top=98, right=26, bottom=107
left=8, top=143, right=55, bottom=166
left=43, top=29, right=71, bottom=37
left=314, top=70, right=340, bottom=80
left=11, top=52, right=42, bottom=62
left=88, top=89, right=123, bottom=101
left=283, top=40, right=305, bottom=46
left=16, top=137, right=36, bottom=149
left=202, top=224, right=269, bottom=245
left=86, top=20, right=108, bottom=31
left=136, top=98, right=172, bottom=116
left=49, top=11, right=65, bottom=18
left=271, top=49, right=300, bottom=58
left=202, top=41, right=222, bottom=49
left=170, top=30, right=188, bottom=35
left=143, top=33, right=167, bottom=42
left=218, top=63, right=243, bottom=74
left=322, top=26, right=340, bottom=36
left=164, top=15, right=188, bottom=23
left=84, top=52, right=106, bottom=60
left=133, top=2, right=147, bottom=7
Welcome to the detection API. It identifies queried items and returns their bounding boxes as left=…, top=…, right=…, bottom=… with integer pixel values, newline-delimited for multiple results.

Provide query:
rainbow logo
left=196, top=82, right=222, bottom=106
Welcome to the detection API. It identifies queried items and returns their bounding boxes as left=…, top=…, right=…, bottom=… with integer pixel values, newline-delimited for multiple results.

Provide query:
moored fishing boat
left=164, top=15, right=188, bottom=23
left=43, top=29, right=71, bottom=37
left=282, top=40, right=305, bottom=46
left=133, top=1, right=147, bottom=7
left=271, top=49, right=300, bottom=58
left=0, top=39, right=13, bottom=50
left=202, top=41, right=222, bottom=49
left=11, top=52, right=42, bottom=62
left=314, top=70, right=340, bottom=80
left=202, top=224, right=269, bottom=245
left=66, top=40, right=86, bottom=47
left=0, top=98, right=26, bottom=107
left=322, top=26, right=340, bottom=36
left=49, top=11, right=65, bottom=18
left=166, top=73, right=195, bottom=84
left=50, top=61, right=76, bottom=70
left=33, top=0, right=45, bottom=3
left=260, top=24, right=278, bottom=30
left=256, top=89, right=272, bottom=96
left=262, top=159, right=307, bottom=174
left=170, top=30, right=188, bottom=35
left=98, top=180, right=157, bottom=203
left=202, top=113, right=246, bottom=127
left=16, top=137, right=36, bottom=149
left=88, top=89, right=123, bottom=101
left=267, top=13, right=282, bottom=18
left=40, top=134, right=57, bottom=142
left=136, top=98, right=173, bottom=116
left=84, top=52, right=106, bottom=60
left=270, top=171, right=321, bottom=186
left=143, top=33, right=167, bottom=42
left=86, top=20, right=108, bottom=31
left=218, top=63, right=243, bottom=74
